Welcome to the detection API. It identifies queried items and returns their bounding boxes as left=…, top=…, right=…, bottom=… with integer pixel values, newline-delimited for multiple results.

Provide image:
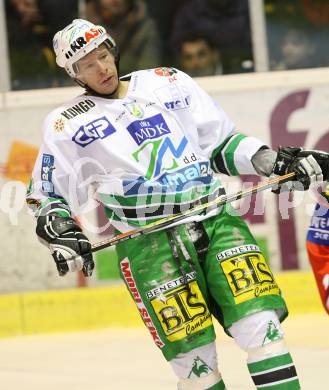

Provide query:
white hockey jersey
left=27, top=68, right=266, bottom=232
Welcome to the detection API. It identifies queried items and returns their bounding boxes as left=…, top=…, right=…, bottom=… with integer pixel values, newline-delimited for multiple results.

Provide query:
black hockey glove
left=36, top=216, right=94, bottom=277
left=271, top=147, right=329, bottom=193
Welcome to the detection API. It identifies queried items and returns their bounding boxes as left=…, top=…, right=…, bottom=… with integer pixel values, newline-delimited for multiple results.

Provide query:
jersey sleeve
left=306, top=202, right=329, bottom=314
left=306, top=202, right=329, bottom=246
left=178, top=70, right=268, bottom=176
left=26, top=112, right=88, bottom=218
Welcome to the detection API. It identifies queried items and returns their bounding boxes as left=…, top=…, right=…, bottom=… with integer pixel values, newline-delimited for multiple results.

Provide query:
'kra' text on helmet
left=53, top=19, right=117, bottom=78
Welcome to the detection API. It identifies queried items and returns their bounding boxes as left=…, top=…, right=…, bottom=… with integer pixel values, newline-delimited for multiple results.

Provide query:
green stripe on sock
left=223, top=134, right=247, bottom=176
left=207, top=378, right=226, bottom=390
left=248, top=353, right=293, bottom=374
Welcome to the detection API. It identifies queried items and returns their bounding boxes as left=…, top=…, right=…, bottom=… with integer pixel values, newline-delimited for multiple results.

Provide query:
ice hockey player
left=26, top=19, right=329, bottom=390
left=306, top=183, right=329, bottom=315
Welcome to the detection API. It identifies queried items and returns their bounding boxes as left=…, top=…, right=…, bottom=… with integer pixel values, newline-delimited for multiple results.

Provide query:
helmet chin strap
left=74, top=78, right=86, bottom=89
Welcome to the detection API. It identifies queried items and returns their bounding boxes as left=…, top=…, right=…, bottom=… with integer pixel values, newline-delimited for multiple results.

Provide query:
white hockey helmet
left=53, top=19, right=117, bottom=78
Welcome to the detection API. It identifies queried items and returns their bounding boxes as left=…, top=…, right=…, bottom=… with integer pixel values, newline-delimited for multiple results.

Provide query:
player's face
left=75, top=46, right=119, bottom=95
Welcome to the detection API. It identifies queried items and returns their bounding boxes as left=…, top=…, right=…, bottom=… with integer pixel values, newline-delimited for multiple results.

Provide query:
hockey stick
left=90, top=172, right=295, bottom=253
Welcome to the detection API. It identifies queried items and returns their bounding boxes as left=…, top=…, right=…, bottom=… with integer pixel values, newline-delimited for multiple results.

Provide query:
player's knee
left=228, top=310, right=284, bottom=352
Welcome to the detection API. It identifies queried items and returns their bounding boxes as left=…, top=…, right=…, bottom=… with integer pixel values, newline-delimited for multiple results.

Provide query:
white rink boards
left=0, top=313, right=327, bottom=390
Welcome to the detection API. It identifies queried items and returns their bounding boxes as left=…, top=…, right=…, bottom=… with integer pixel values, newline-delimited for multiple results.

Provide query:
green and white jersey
left=27, top=68, right=266, bottom=232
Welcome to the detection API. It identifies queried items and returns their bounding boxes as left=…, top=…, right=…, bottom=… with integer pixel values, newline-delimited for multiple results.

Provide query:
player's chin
left=96, top=80, right=118, bottom=95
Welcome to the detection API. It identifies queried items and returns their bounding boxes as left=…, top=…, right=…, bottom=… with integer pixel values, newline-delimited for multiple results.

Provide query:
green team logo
left=262, top=320, right=282, bottom=345
left=132, top=136, right=188, bottom=179
left=188, top=357, right=213, bottom=378
left=123, top=101, right=144, bottom=118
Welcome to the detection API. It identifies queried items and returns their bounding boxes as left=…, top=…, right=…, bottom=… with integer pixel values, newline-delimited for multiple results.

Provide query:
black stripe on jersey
left=122, top=203, right=187, bottom=219
left=116, top=189, right=225, bottom=221
left=252, top=365, right=298, bottom=386
left=210, top=135, right=234, bottom=175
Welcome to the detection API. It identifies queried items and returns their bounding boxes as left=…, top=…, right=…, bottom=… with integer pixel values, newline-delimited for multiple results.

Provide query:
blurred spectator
left=37, top=0, right=79, bottom=85
left=270, top=27, right=328, bottom=70
left=10, top=0, right=39, bottom=25
left=171, top=0, right=253, bottom=74
left=274, top=28, right=317, bottom=70
left=145, top=0, right=189, bottom=65
left=6, top=0, right=51, bottom=90
left=85, top=0, right=162, bottom=75
left=176, top=30, right=223, bottom=77
left=5, top=0, right=78, bottom=90
left=37, top=0, right=78, bottom=41
left=265, top=1, right=329, bottom=71
left=301, top=0, right=329, bottom=27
